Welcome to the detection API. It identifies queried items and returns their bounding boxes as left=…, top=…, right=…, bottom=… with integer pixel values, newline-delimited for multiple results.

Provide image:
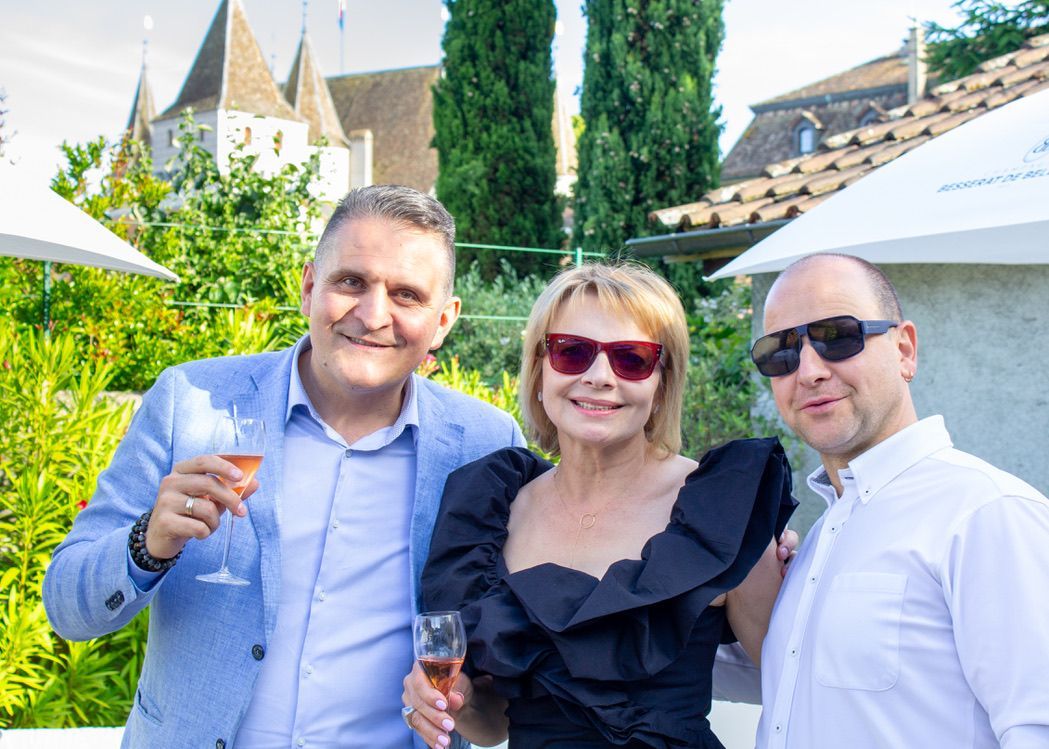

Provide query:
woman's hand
left=402, top=663, right=471, bottom=748
left=777, top=528, right=800, bottom=578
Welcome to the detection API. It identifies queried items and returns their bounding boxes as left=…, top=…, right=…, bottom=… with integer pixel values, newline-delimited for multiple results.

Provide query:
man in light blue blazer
left=43, top=185, right=525, bottom=749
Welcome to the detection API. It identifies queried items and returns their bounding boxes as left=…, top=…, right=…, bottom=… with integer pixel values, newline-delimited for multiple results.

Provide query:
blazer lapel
left=410, top=378, right=464, bottom=612
left=247, top=348, right=295, bottom=637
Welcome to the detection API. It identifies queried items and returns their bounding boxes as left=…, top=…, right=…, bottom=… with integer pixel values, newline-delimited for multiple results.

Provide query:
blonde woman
left=403, top=262, right=795, bottom=748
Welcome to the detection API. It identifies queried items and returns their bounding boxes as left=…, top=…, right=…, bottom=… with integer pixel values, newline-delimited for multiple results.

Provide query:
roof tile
left=650, top=35, right=1049, bottom=237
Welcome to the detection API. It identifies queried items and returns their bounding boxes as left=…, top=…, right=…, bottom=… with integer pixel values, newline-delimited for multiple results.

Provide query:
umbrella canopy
left=708, top=87, right=1049, bottom=279
left=0, top=164, right=178, bottom=282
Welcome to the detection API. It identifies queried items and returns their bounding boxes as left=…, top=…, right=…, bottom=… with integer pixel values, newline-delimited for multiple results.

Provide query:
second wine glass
left=413, top=611, right=467, bottom=697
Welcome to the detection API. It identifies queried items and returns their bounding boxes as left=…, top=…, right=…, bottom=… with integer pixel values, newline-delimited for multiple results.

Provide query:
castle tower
left=150, top=0, right=310, bottom=180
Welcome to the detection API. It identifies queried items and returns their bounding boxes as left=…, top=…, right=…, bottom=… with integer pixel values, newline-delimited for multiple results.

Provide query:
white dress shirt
left=758, top=416, right=1049, bottom=749
left=237, top=337, right=417, bottom=749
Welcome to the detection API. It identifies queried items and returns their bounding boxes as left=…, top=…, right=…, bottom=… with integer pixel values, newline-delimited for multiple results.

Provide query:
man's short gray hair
left=315, top=185, right=456, bottom=294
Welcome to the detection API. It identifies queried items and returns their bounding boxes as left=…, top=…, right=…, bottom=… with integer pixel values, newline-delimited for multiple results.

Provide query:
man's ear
left=429, top=295, right=462, bottom=350
left=300, top=262, right=315, bottom=317
left=896, top=319, right=918, bottom=377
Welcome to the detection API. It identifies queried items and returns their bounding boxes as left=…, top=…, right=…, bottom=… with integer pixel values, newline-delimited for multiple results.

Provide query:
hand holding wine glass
left=196, top=411, right=265, bottom=586
left=402, top=611, right=469, bottom=745
left=415, top=611, right=467, bottom=696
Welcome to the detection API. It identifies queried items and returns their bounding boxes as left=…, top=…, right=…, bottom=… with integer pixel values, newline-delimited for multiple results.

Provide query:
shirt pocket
left=813, top=571, right=907, bottom=691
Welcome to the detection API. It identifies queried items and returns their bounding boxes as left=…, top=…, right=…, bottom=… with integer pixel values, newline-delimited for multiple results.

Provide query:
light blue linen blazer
left=42, top=345, right=525, bottom=748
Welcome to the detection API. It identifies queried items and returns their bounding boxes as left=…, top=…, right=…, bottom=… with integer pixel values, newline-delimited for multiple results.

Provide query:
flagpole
left=338, top=0, right=346, bottom=73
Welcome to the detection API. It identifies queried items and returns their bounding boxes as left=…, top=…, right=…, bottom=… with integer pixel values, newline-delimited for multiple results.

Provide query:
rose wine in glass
left=196, top=413, right=264, bottom=586
left=413, top=611, right=467, bottom=697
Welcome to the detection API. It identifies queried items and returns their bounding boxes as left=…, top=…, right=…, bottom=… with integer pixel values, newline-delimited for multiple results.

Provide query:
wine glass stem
left=218, top=512, right=236, bottom=572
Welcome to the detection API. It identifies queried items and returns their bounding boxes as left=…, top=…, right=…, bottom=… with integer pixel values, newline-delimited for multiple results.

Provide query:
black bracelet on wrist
left=128, top=510, right=181, bottom=573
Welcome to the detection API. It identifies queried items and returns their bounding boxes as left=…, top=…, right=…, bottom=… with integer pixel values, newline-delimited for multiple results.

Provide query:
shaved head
left=776, top=254, right=903, bottom=322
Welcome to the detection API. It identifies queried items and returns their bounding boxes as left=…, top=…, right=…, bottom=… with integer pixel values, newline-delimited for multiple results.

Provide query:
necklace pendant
left=580, top=513, right=597, bottom=530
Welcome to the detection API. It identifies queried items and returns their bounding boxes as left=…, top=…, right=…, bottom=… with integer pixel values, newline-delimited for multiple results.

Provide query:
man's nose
left=795, top=338, right=831, bottom=385
left=354, top=290, right=393, bottom=330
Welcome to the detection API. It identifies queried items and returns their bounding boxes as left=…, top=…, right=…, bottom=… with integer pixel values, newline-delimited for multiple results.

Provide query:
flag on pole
left=338, top=0, right=345, bottom=30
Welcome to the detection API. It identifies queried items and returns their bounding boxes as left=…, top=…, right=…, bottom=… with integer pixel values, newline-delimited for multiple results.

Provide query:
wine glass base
left=196, top=569, right=251, bottom=586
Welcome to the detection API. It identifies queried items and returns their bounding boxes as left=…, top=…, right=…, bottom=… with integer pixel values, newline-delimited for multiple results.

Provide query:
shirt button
left=318, top=590, right=326, bottom=601
left=332, top=519, right=340, bottom=529
left=829, top=525, right=838, bottom=533
left=216, top=740, right=226, bottom=749
left=297, top=739, right=306, bottom=747
left=775, top=724, right=782, bottom=733
left=809, top=575, right=817, bottom=584
left=790, top=648, right=798, bottom=657
left=252, top=644, right=265, bottom=661
left=344, top=449, right=352, bottom=457
left=305, top=665, right=314, bottom=675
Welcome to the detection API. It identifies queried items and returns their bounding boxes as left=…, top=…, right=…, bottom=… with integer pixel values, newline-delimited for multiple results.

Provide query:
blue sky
left=1, top=0, right=962, bottom=187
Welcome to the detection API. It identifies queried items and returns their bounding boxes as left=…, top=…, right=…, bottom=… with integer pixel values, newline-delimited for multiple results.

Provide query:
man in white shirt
left=752, top=253, right=1049, bottom=748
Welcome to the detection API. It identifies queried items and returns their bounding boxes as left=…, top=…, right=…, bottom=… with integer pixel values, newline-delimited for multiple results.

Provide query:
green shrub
left=0, top=321, right=143, bottom=726
left=439, top=259, right=552, bottom=382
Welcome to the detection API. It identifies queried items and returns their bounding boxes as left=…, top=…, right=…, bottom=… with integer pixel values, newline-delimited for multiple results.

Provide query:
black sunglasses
left=751, top=315, right=898, bottom=377
left=544, top=334, right=664, bottom=381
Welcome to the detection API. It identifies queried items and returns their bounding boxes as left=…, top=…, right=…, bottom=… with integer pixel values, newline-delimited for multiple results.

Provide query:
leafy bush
left=440, top=259, right=552, bottom=382
left=0, top=322, right=145, bottom=726
left=0, top=114, right=318, bottom=392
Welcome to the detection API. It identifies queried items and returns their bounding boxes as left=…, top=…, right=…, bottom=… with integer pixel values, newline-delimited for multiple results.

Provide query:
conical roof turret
left=285, top=32, right=349, bottom=146
left=159, top=0, right=298, bottom=120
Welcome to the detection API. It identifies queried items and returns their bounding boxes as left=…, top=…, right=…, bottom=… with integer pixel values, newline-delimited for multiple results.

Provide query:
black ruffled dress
left=422, top=438, right=795, bottom=749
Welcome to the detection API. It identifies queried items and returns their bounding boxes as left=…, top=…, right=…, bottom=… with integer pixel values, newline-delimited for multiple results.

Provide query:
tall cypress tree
left=433, top=0, right=563, bottom=277
left=573, top=0, right=724, bottom=256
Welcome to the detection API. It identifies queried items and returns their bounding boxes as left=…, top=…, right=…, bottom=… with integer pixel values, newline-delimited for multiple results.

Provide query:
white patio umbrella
left=0, top=163, right=178, bottom=281
left=708, top=87, right=1049, bottom=279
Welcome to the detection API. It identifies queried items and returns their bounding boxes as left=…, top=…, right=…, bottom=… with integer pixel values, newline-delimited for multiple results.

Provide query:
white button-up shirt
left=758, top=416, right=1049, bottom=748
left=237, top=337, right=417, bottom=749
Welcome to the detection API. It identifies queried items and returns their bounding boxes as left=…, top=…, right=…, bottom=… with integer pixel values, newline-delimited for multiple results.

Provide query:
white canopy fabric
left=0, top=164, right=178, bottom=281
left=708, top=88, right=1049, bottom=279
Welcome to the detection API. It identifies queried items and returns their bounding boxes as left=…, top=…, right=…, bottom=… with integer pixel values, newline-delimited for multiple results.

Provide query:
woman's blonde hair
left=519, top=262, right=689, bottom=457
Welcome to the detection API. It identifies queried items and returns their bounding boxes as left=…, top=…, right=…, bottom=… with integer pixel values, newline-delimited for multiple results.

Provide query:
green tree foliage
left=0, top=114, right=316, bottom=390
left=925, top=0, right=1049, bottom=80
left=572, top=0, right=724, bottom=256
left=433, top=0, right=564, bottom=277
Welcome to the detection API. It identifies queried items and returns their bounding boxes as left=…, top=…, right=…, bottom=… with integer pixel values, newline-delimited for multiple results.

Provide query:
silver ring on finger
left=401, top=705, right=417, bottom=730
left=184, top=496, right=196, bottom=517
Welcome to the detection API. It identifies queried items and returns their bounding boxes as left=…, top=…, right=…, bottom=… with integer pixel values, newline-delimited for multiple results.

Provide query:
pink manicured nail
left=442, top=718, right=454, bottom=731
left=437, top=736, right=450, bottom=747
left=435, top=699, right=447, bottom=711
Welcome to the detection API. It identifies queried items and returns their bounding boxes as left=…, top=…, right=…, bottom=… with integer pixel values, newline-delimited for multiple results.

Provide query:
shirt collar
left=286, top=334, right=420, bottom=447
left=806, top=415, right=953, bottom=507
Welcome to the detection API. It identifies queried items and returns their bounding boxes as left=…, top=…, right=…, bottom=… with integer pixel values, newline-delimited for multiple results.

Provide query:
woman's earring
left=537, top=391, right=543, bottom=402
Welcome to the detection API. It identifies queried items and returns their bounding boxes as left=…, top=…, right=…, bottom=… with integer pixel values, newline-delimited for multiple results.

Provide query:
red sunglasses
left=544, top=334, right=664, bottom=381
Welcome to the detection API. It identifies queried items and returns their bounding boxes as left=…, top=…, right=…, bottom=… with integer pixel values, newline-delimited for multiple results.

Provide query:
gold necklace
left=551, top=467, right=604, bottom=529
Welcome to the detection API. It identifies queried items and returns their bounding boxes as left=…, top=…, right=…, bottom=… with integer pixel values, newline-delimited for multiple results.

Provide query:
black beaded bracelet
left=128, top=510, right=181, bottom=573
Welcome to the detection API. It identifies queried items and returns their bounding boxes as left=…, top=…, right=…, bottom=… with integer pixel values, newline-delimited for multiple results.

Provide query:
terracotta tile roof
left=651, top=35, right=1049, bottom=233
left=126, top=64, right=155, bottom=146
left=722, top=51, right=910, bottom=181
left=326, top=65, right=441, bottom=193
left=284, top=33, right=350, bottom=147
left=159, top=0, right=299, bottom=121
left=760, top=51, right=908, bottom=106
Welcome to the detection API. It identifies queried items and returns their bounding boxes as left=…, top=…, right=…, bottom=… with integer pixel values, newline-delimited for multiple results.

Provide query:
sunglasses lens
left=608, top=344, right=660, bottom=380
left=809, top=316, right=865, bottom=361
left=548, top=337, right=597, bottom=374
left=751, top=329, right=801, bottom=377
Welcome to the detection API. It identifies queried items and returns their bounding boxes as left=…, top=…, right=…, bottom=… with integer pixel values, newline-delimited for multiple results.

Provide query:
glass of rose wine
left=413, top=611, right=467, bottom=698
left=196, top=410, right=264, bottom=586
